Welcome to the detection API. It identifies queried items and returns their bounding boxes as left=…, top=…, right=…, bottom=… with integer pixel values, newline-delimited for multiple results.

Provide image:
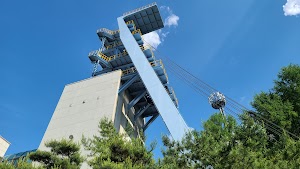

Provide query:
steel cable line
left=163, top=58, right=250, bottom=117
left=164, top=56, right=298, bottom=139
left=168, top=65, right=245, bottom=123
left=142, top=40, right=299, bottom=140
left=163, top=58, right=246, bottom=114
left=162, top=56, right=215, bottom=94
left=165, top=58, right=288, bottom=138
left=164, top=62, right=211, bottom=97
left=222, top=96, right=293, bottom=138
left=166, top=62, right=243, bottom=120
left=220, top=91, right=297, bottom=138
left=227, top=102, right=286, bottom=136
left=220, top=101, right=284, bottom=137
left=163, top=62, right=213, bottom=97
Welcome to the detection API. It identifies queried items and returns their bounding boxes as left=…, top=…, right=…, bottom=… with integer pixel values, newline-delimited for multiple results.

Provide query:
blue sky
left=1, top=0, right=300, bottom=158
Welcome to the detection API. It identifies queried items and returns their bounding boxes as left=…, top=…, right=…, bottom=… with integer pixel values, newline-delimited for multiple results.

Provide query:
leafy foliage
left=160, top=113, right=300, bottom=169
left=82, top=118, right=155, bottom=168
left=28, top=139, right=84, bottom=169
left=160, top=64, right=300, bottom=169
left=252, top=64, right=300, bottom=135
left=0, top=158, right=44, bottom=169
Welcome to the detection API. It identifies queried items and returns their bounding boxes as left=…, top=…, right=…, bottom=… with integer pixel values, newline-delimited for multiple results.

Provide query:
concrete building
left=38, top=70, right=144, bottom=160
left=0, top=135, right=10, bottom=158
left=38, top=70, right=145, bottom=168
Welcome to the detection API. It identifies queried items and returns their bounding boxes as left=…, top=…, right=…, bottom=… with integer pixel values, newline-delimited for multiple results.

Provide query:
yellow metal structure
left=122, top=60, right=162, bottom=76
left=98, top=45, right=152, bottom=61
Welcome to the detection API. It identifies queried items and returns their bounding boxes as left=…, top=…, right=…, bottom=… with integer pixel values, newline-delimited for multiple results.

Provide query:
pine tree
left=252, top=64, right=300, bottom=135
left=28, top=139, right=84, bottom=169
left=82, top=118, right=155, bottom=168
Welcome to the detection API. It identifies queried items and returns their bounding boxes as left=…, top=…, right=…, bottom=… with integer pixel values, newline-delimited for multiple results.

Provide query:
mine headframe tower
left=88, top=3, right=189, bottom=141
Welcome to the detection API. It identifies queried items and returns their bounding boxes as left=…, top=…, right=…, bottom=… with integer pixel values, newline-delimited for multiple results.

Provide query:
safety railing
left=150, top=60, right=169, bottom=81
left=122, top=67, right=137, bottom=76
left=159, top=60, right=169, bottom=82
left=123, top=2, right=156, bottom=16
left=141, top=45, right=154, bottom=58
left=169, top=87, right=179, bottom=106
left=97, top=51, right=111, bottom=61
left=149, top=59, right=161, bottom=67
left=122, top=59, right=162, bottom=76
left=126, top=20, right=134, bottom=25
left=126, top=20, right=136, bottom=29
left=97, top=28, right=120, bottom=35
left=98, top=45, right=152, bottom=62
left=99, top=28, right=142, bottom=51
left=105, top=41, right=123, bottom=49
left=110, top=50, right=128, bottom=60
left=140, top=45, right=151, bottom=51
left=104, top=29, right=141, bottom=50
left=97, top=24, right=141, bottom=38
left=88, top=50, right=98, bottom=57
left=132, top=29, right=142, bottom=35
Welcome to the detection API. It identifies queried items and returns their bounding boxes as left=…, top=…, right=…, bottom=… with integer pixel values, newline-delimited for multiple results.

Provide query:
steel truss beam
left=127, top=90, right=147, bottom=110
left=143, top=113, right=159, bottom=131
left=118, top=74, right=139, bottom=94
left=134, top=104, right=151, bottom=121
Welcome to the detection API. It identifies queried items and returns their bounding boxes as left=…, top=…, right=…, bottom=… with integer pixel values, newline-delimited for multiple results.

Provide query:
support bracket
left=134, top=104, right=150, bottom=121
left=118, top=74, right=139, bottom=95
left=143, top=113, right=159, bottom=131
left=127, top=90, right=147, bottom=110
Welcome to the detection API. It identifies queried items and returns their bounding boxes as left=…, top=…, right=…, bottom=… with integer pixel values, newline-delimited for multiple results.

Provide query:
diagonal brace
left=118, top=74, right=139, bottom=95
left=134, top=104, right=150, bottom=121
left=127, top=90, right=147, bottom=110
left=143, top=113, right=159, bottom=131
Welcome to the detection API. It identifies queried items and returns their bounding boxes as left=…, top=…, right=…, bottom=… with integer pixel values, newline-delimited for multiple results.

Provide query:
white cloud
left=161, top=6, right=180, bottom=27
left=142, top=6, right=179, bottom=49
left=161, top=31, right=169, bottom=42
left=142, top=31, right=161, bottom=49
left=165, top=14, right=180, bottom=27
left=161, top=31, right=169, bottom=38
left=283, top=0, right=300, bottom=16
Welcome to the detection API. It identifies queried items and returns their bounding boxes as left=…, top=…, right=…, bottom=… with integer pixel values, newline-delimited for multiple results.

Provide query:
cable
left=142, top=40, right=299, bottom=140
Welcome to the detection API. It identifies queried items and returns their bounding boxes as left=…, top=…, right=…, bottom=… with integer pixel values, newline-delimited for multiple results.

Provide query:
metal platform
left=123, top=2, right=164, bottom=34
left=88, top=3, right=187, bottom=140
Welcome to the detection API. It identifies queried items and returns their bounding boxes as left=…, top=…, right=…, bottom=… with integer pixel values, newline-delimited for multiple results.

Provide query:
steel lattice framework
left=88, top=3, right=189, bottom=141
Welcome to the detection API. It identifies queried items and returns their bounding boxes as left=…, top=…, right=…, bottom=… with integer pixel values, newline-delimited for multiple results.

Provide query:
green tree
left=0, top=158, right=44, bottom=169
left=160, top=113, right=273, bottom=169
left=28, top=139, right=84, bottom=169
left=82, top=118, right=155, bottom=169
left=252, top=64, right=300, bottom=135
left=160, top=113, right=286, bottom=169
left=160, top=64, right=300, bottom=169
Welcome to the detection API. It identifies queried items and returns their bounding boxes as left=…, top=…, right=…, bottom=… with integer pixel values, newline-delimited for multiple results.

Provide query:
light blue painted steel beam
left=143, top=114, right=159, bottom=131
left=127, top=90, right=147, bottom=110
left=118, top=17, right=189, bottom=141
left=118, top=74, right=139, bottom=95
left=134, top=104, right=151, bottom=121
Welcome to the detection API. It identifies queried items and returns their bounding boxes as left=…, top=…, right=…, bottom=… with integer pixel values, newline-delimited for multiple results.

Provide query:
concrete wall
left=38, top=70, right=145, bottom=168
left=0, top=135, right=10, bottom=158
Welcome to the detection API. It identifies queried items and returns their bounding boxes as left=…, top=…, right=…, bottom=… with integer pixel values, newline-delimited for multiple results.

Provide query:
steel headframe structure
left=88, top=2, right=189, bottom=141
